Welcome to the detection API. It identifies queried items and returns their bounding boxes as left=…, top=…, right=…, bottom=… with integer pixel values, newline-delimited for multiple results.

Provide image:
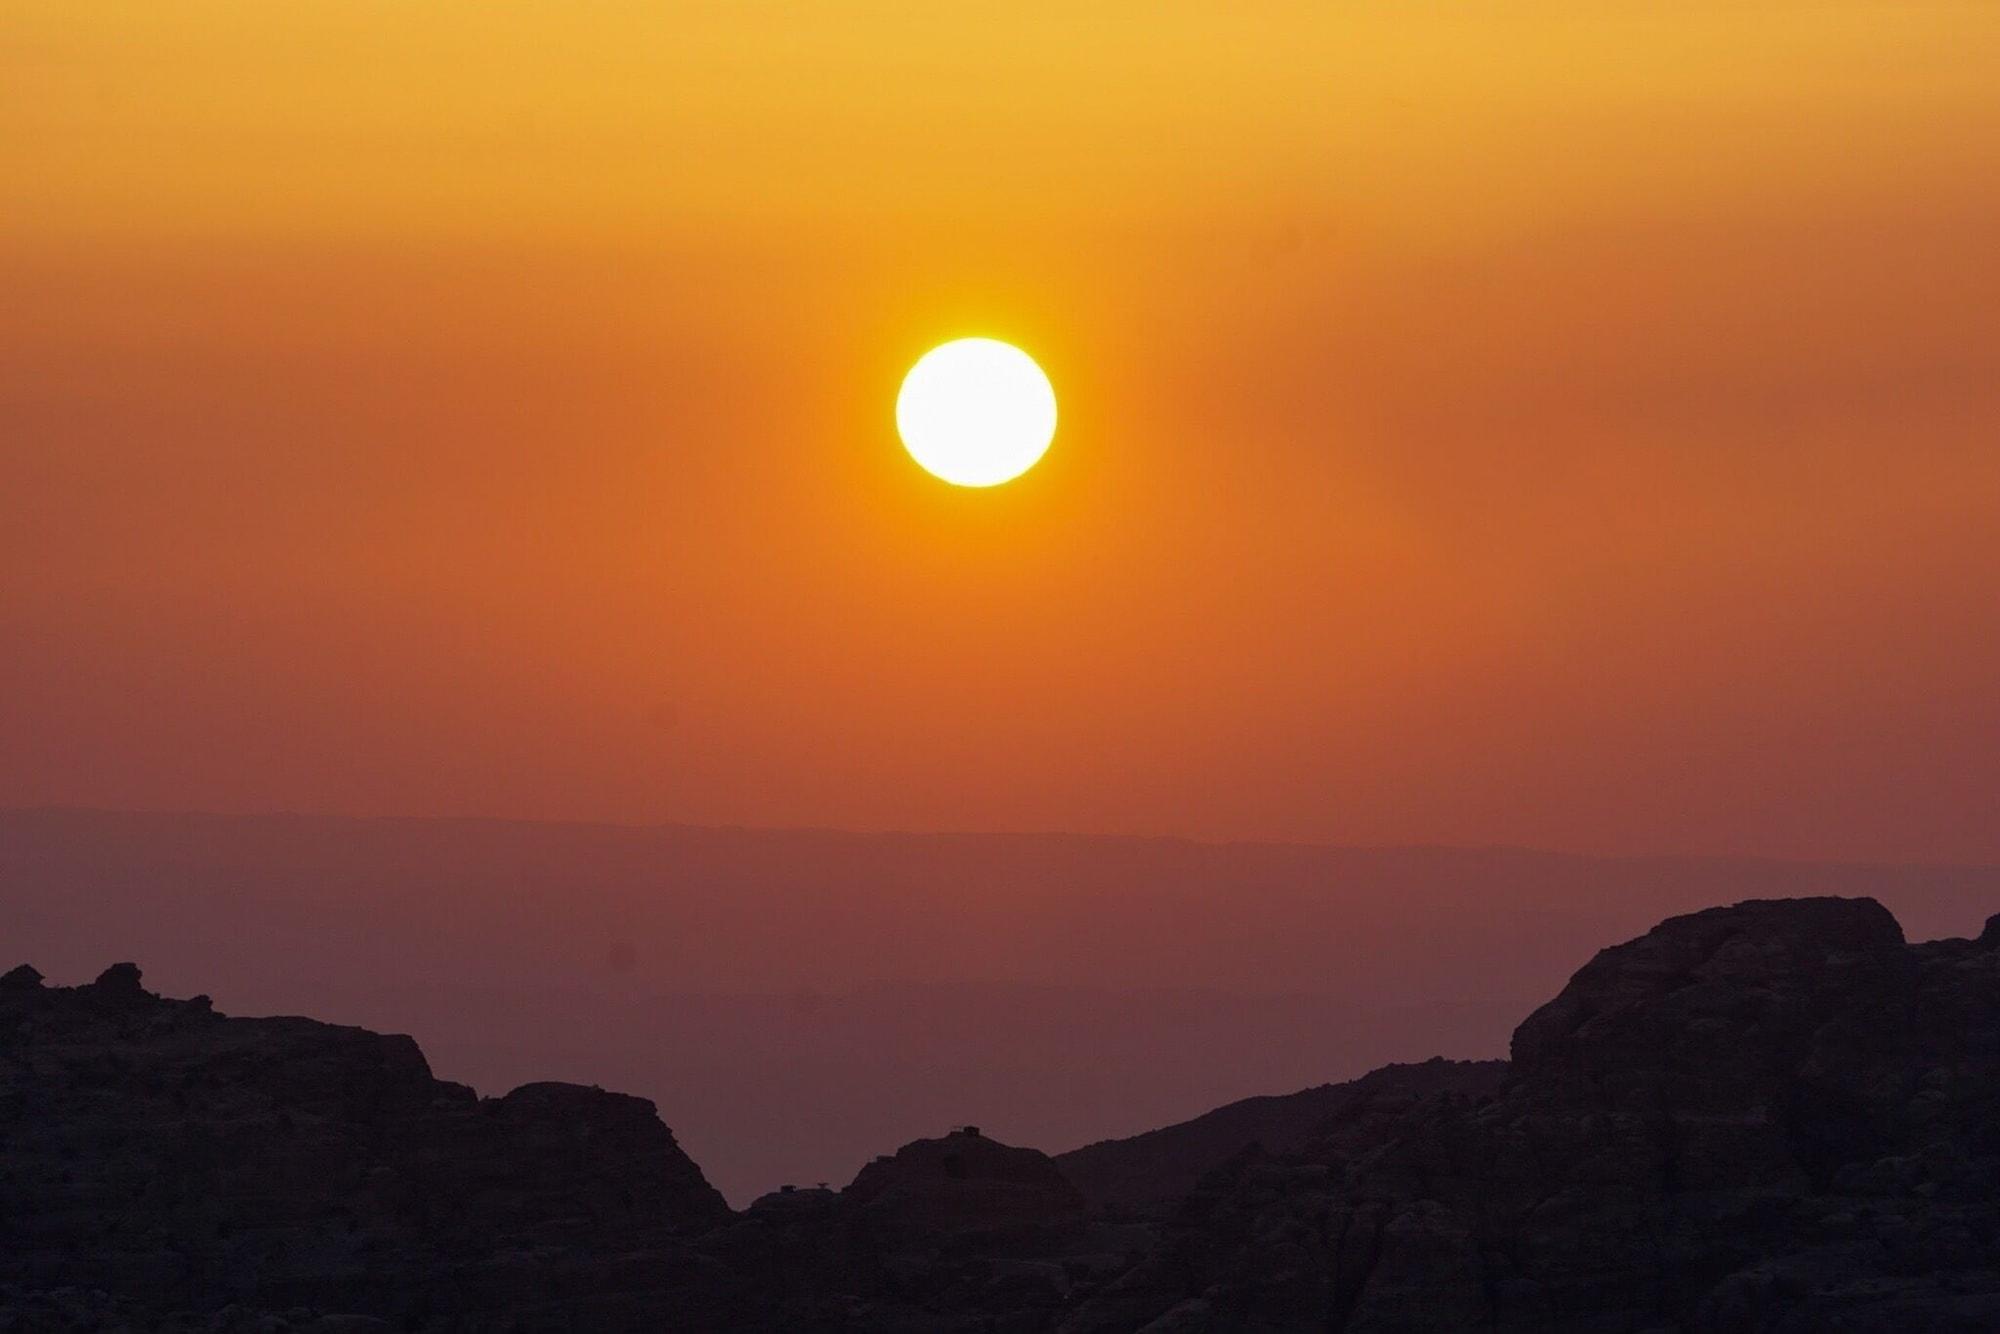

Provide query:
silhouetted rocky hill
left=0, top=961, right=731, bottom=1329
left=13, top=807, right=2000, bottom=1205
left=1057, top=1058, right=1507, bottom=1209
left=7, top=895, right=2000, bottom=1330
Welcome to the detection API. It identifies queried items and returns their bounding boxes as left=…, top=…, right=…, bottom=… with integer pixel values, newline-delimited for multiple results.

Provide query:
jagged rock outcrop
left=8, top=896, right=2000, bottom=1331
left=0, top=964, right=730, bottom=1328
left=1065, top=897, right=2000, bottom=1332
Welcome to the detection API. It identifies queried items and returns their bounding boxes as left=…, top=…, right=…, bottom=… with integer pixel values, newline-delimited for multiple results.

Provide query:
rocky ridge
left=6, top=894, right=2000, bottom=1330
left=0, top=962, right=730, bottom=1329
left=1056, top=1058, right=1507, bottom=1210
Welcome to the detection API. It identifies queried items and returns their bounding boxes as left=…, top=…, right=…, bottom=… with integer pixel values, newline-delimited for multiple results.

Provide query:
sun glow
left=896, top=339, right=1057, bottom=487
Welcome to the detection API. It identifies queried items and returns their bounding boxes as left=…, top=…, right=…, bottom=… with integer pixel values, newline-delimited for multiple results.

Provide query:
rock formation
left=1061, top=897, right=2000, bottom=1332
left=1057, top=1058, right=1507, bottom=1209
left=847, top=1126, right=1086, bottom=1230
left=7, top=895, right=2000, bottom=1330
left=0, top=963, right=730, bottom=1329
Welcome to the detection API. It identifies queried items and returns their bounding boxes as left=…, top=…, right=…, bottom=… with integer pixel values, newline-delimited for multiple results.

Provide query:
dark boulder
left=847, top=1126, right=1086, bottom=1231
left=87, top=960, right=148, bottom=998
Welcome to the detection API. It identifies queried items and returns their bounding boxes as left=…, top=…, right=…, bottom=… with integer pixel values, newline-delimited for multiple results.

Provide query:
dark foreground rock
left=0, top=963, right=732, bottom=1329
left=1061, top=897, right=2000, bottom=1333
left=7, top=894, right=2000, bottom=1330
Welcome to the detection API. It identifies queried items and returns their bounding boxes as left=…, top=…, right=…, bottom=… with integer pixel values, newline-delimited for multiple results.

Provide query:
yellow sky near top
left=8, top=2, right=1998, bottom=249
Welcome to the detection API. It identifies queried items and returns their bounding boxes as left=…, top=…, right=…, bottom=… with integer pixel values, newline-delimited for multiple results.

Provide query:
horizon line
left=6, top=802, right=1999, bottom=876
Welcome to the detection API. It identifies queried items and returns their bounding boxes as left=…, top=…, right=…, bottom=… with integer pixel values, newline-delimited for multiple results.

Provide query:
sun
left=896, top=338, right=1057, bottom=487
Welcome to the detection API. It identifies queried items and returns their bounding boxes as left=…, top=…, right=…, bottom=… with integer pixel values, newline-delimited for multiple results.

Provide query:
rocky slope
left=6, top=894, right=2000, bottom=1330
left=1056, top=1058, right=1507, bottom=1209
left=1059, top=897, right=2000, bottom=1332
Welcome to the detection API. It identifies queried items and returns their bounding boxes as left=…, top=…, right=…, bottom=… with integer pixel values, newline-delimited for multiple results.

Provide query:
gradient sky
left=5, top=3, right=1998, bottom=861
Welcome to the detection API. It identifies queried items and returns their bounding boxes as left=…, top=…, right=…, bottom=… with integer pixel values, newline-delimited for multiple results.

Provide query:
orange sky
left=4, top=3, right=1998, bottom=861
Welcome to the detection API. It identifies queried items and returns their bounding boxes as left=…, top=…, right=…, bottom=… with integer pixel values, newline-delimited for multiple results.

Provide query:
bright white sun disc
left=897, top=338, right=1056, bottom=487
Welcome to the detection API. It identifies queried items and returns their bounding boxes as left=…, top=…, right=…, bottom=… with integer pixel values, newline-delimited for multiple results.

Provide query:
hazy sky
left=5, top=3, right=1998, bottom=861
